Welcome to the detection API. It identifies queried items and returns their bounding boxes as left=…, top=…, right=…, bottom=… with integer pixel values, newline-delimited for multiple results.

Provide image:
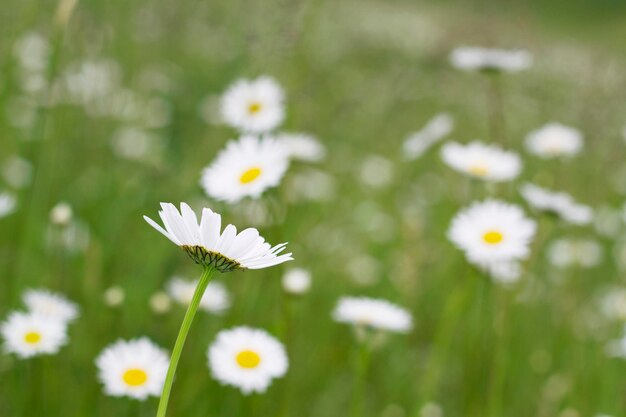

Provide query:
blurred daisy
left=276, top=132, right=325, bottom=162
left=23, top=289, right=79, bottom=323
left=1, top=312, right=68, bottom=358
left=548, top=238, right=602, bottom=268
left=525, top=123, right=583, bottom=158
left=332, top=296, right=413, bottom=333
left=403, top=113, right=454, bottom=160
left=96, top=338, right=169, bottom=400
left=600, top=288, right=626, bottom=322
left=449, top=47, right=532, bottom=73
left=520, top=183, right=593, bottom=225
left=220, top=76, right=285, bottom=133
left=144, top=202, right=293, bottom=272
left=167, top=277, right=230, bottom=314
left=49, top=202, right=73, bottom=226
left=200, top=135, right=290, bottom=203
left=475, top=260, right=522, bottom=285
left=282, top=268, right=312, bottom=295
left=208, top=326, right=288, bottom=394
left=448, top=199, right=537, bottom=263
left=0, top=192, right=18, bottom=218
left=441, top=141, right=521, bottom=182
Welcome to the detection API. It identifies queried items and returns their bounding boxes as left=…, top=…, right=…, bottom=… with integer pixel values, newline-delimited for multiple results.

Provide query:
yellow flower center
left=468, top=164, right=488, bottom=176
left=240, top=167, right=262, bottom=184
left=483, top=230, right=504, bottom=245
left=248, top=102, right=262, bottom=114
left=123, top=368, right=148, bottom=386
left=24, top=332, right=41, bottom=344
left=236, top=350, right=261, bottom=369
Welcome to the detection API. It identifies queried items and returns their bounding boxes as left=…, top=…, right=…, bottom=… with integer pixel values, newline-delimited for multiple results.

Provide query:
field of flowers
left=2, top=0, right=626, bottom=416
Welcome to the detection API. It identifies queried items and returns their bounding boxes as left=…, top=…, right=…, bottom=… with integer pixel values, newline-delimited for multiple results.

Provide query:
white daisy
left=276, top=132, right=325, bottom=162
left=448, top=199, right=537, bottom=263
left=282, top=268, right=312, bottom=295
left=520, top=183, right=593, bottom=225
left=96, top=338, right=169, bottom=400
left=143, top=202, right=293, bottom=272
left=449, top=47, right=532, bottom=73
left=220, top=76, right=285, bottom=133
left=525, top=123, right=583, bottom=158
left=1, top=312, right=68, bottom=358
left=23, top=289, right=79, bottom=323
left=167, top=276, right=230, bottom=314
left=332, top=297, right=413, bottom=333
left=208, top=326, right=288, bottom=395
left=200, top=135, right=290, bottom=203
left=440, top=141, right=521, bottom=182
left=0, top=192, right=18, bottom=218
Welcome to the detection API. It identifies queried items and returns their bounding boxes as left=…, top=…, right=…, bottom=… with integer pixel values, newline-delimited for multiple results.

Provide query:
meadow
left=2, top=0, right=626, bottom=416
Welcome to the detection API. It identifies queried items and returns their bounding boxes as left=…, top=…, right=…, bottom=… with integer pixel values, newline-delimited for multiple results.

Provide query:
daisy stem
left=155, top=266, right=216, bottom=417
left=351, top=337, right=371, bottom=417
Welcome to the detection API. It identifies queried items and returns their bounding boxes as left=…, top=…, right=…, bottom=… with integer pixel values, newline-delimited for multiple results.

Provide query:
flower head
left=208, top=326, right=288, bottom=395
left=448, top=199, right=537, bottom=263
left=96, top=338, right=169, bottom=400
left=23, top=289, right=79, bottom=323
left=144, top=203, right=293, bottom=272
left=525, top=123, right=583, bottom=158
left=220, top=76, right=285, bottom=133
left=1, top=312, right=68, bottom=358
left=332, top=297, right=413, bottom=333
left=441, top=141, right=521, bottom=182
left=167, top=277, right=230, bottom=314
left=200, top=135, right=290, bottom=203
left=520, top=183, right=593, bottom=225
left=449, top=47, right=532, bottom=73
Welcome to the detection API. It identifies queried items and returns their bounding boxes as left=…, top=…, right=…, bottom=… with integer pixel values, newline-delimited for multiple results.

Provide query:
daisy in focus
left=220, top=76, right=285, bottom=133
left=144, top=202, right=293, bottom=272
left=520, top=183, right=593, bottom=225
left=1, top=312, right=68, bottom=358
left=440, top=141, right=522, bottom=182
left=200, top=135, right=290, bottom=203
left=208, top=326, right=288, bottom=395
left=275, top=132, right=326, bottom=162
left=167, top=276, right=230, bottom=314
left=525, top=123, right=583, bottom=158
left=96, top=338, right=169, bottom=400
left=332, top=297, right=413, bottom=334
left=448, top=199, right=537, bottom=263
left=449, top=47, right=532, bottom=73
left=23, top=288, right=80, bottom=323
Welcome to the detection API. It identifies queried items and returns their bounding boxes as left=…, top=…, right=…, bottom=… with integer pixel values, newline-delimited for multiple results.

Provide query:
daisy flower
left=440, top=141, right=521, bottom=182
left=332, top=297, right=413, bottom=333
left=23, top=288, right=79, bottom=323
left=208, top=326, right=288, bottom=395
left=200, top=135, right=290, bottom=203
left=448, top=199, right=537, bottom=263
left=275, top=132, right=326, bottom=162
left=96, top=338, right=169, bottom=400
left=167, top=277, right=230, bottom=314
left=1, top=312, right=68, bottom=358
left=144, top=202, right=293, bottom=272
left=525, top=123, right=583, bottom=158
left=220, top=76, right=285, bottom=133
left=449, top=47, right=532, bottom=73
left=520, top=183, right=593, bottom=225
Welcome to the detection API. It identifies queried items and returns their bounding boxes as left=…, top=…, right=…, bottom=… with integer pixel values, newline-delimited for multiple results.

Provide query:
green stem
left=351, top=336, right=371, bottom=417
left=155, top=266, right=215, bottom=417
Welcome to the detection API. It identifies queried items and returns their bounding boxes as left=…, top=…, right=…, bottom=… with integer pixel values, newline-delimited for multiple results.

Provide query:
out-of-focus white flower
left=1, top=312, right=68, bottom=358
left=282, top=268, right=312, bottom=295
left=520, top=183, right=593, bottom=225
left=0, top=192, right=18, bottom=218
left=220, top=76, right=285, bottom=133
left=600, top=288, right=626, bottom=321
left=103, top=286, right=125, bottom=307
left=2, top=156, right=33, bottom=189
left=96, top=338, right=169, bottom=400
left=359, top=155, right=394, bottom=188
left=149, top=291, right=172, bottom=314
left=200, top=136, right=290, bottom=204
left=13, top=32, right=50, bottom=72
left=450, top=47, right=532, bottom=72
left=60, top=59, right=121, bottom=104
left=333, top=296, right=413, bottom=333
left=208, top=327, right=288, bottom=394
left=594, top=206, right=623, bottom=238
left=548, top=238, right=602, bottom=268
left=525, top=123, right=583, bottom=158
left=23, top=289, right=79, bottom=323
left=448, top=199, right=536, bottom=263
left=285, top=169, right=336, bottom=203
left=167, top=277, right=230, bottom=314
left=111, top=127, right=162, bottom=161
left=420, top=402, right=443, bottom=417
left=476, top=260, right=522, bottom=285
left=403, top=113, right=454, bottom=160
left=50, top=202, right=73, bottom=226
left=441, top=141, right=521, bottom=182
left=276, top=132, right=325, bottom=162
left=346, top=254, right=382, bottom=286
